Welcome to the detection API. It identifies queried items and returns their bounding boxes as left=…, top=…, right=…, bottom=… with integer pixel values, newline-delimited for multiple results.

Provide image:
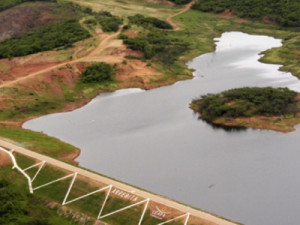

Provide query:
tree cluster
left=95, top=11, right=123, bottom=32
left=80, top=63, right=114, bottom=83
left=193, top=87, right=299, bottom=121
left=192, top=0, right=300, bottom=27
left=0, top=19, right=90, bottom=59
left=128, top=14, right=172, bottom=29
left=83, top=11, right=123, bottom=32
left=120, top=29, right=189, bottom=63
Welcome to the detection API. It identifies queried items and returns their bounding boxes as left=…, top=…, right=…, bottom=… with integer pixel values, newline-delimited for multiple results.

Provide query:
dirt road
left=0, top=139, right=238, bottom=225
left=166, top=1, right=195, bottom=30
left=0, top=28, right=123, bottom=88
left=0, top=1, right=194, bottom=88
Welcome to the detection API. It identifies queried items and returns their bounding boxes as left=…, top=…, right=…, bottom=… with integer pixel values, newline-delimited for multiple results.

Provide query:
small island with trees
left=190, top=87, right=300, bottom=132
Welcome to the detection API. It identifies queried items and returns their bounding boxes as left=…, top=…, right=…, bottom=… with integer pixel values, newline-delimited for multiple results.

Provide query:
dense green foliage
left=80, top=63, right=114, bottom=83
left=192, top=0, right=300, bottom=27
left=83, top=10, right=123, bottom=32
left=128, top=14, right=172, bottom=29
left=0, top=180, right=29, bottom=225
left=0, top=179, right=77, bottom=225
left=0, top=0, right=56, bottom=12
left=121, top=29, right=189, bottom=63
left=0, top=20, right=90, bottom=58
left=193, top=87, right=299, bottom=120
left=169, top=0, right=192, bottom=5
left=95, top=11, right=123, bottom=32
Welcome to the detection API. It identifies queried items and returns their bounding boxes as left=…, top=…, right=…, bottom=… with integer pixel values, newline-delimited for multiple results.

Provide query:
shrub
left=84, top=18, right=97, bottom=25
left=121, top=29, right=189, bottom=63
left=80, top=63, right=114, bottom=83
left=128, top=14, right=172, bottom=29
left=0, top=20, right=90, bottom=58
left=95, top=11, right=123, bottom=32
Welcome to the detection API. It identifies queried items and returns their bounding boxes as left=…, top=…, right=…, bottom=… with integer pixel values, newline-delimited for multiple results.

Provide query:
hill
left=0, top=0, right=56, bottom=12
left=192, top=0, right=300, bottom=27
left=0, top=1, right=78, bottom=42
left=0, top=1, right=90, bottom=58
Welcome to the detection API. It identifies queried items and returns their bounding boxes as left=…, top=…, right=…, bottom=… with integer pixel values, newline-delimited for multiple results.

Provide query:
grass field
left=0, top=126, right=79, bottom=160
left=64, top=0, right=181, bottom=20
left=1, top=153, right=186, bottom=225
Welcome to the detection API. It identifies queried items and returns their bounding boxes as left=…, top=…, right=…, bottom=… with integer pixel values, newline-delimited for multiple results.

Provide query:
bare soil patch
left=216, top=9, right=247, bottom=25
left=0, top=151, right=12, bottom=167
left=124, top=29, right=140, bottom=38
left=0, top=59, right=60, bottom=83
left=213, top=114, right=300, bottom=133
left=116, top=59, right=162, bottom=88
left=262, top=16, right=276, bottom=24
left=17, top=63, right=82, bottom=98
left=219, top=9, right=236, bottom=19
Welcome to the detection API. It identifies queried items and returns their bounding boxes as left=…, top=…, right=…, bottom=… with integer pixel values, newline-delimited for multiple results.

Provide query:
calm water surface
left=24, top=32, right=300, bottom=225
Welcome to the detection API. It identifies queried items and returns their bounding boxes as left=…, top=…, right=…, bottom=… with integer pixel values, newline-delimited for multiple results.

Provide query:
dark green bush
left=95, top=11, right=123, bottom=32
left=0, top=19, right=90, bottom=58
left=84, top=18, right=98, bottom=25
left=169, top=0, right=192, bottom=5
left=0, top=178, right=79, bottom=225
left=80, top=63, right=114, bottom=83
left=192, top=0, right=300, bottom=27
left=121, top=29, right=189, bottom=63
left=128, top=14, right=172, bottom=29
left=83, top=7, right=93, bottom=15
left=193, top=87, right=299, bottom=120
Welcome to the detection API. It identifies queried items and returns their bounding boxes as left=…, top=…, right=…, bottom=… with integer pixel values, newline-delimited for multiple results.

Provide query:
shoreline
left=16, top=66, right=193, bottom=163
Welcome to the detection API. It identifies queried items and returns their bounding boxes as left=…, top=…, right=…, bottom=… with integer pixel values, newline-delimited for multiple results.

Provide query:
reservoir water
left=24, top=32, right=300, bottom=225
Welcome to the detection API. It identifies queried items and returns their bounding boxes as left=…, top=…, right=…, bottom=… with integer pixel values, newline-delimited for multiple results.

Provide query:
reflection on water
left=199, top=117, right=248, bottom=132
left=24, top=32, right=300, bottom=225
left=192, top=110, right=248, bottom=132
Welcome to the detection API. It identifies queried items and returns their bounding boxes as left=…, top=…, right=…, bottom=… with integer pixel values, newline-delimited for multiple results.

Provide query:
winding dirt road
left=0, top=28, right=123, bottom=88
left=0, top=2, right=194, bottom=88
left=166, top=1, right=195, bottom=30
